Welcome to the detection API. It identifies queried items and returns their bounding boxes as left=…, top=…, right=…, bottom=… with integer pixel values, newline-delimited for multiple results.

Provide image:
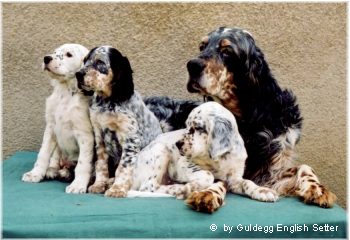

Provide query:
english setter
left=186, top=27, right=336, bottom=207
left=22, top=44, right=95, bottom=194
left=128, top=101, right=277, bottom=213
left=76, top=46, right=163, bottom=197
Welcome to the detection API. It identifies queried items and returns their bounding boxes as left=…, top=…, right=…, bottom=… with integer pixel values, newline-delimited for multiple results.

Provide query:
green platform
left=2, top=152, right=347, bottom=238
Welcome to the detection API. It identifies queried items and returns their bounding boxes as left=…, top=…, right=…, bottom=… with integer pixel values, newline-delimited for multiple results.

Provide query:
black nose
left=75, top=71, right=86, bottom=83
left=175, top=140, right=184, bottom=150
left=187, top=58, right=205, bottom=77
left=44, top=56, right=53, bottom=65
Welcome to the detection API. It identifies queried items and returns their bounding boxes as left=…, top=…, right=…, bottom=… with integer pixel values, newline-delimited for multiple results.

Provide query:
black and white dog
left=76, top=46, right=176, bottom=197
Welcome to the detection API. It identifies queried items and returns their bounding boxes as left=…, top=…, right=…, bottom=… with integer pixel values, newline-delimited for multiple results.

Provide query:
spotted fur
left=77, top=46, right=162, bottom=197
left=186, top=27, right=336, bottom=207
left=129, top=102, right=278, bottom=213
left=22, top=44, right=94, bottom=194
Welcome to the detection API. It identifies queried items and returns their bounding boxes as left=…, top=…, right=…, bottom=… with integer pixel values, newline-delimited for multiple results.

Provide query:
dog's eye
left=194, top=126, right=207, bottom=134
left=220, top=48, right=231, bottom=58
left=66, top=52, right=73, bottom=58
left=96, top=60, right=105, bottom=66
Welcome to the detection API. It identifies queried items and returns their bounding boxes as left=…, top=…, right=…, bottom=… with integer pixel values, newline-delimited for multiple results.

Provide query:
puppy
left=22, top=44, right=94, bottom=194
left=76, top=46, right=163, bottom=197
left=128, top=102, right=278, bottom=212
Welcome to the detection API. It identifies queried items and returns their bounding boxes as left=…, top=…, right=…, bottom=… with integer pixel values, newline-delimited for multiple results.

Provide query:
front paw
left=299, top=184, right=337, bottom=208
left=66, top=180, right=87, bottom=194
left=45, top=167, right=59, bottom=179
left=105, top=185, right=127, bottom=198
left=252, top=187, right=279, bottom=202
left=88, top=181, right=108, bottom=194
left=186, top=190, right=223, bottom=213
left=22, top=170, right=44, bottom=183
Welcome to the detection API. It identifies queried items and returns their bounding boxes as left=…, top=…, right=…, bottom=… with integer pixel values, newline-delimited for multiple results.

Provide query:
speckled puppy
left=128, top=102, right=278, bottom=213
left=76, top=46, right=162, bottom=197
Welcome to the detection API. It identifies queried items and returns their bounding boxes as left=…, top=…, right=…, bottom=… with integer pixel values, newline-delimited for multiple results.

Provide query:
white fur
left=127, top=102, right=278, bottom=203
left=22, top=44, right=94, bottom=194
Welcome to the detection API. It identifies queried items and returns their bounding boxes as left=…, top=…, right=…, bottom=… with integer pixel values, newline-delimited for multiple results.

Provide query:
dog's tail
left=127, top=190, right=173, bottom=198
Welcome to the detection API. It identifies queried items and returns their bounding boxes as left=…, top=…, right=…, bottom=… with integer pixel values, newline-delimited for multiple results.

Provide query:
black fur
left=108, top=49, right=134, bottom=103
left=144, top=96, right=201, bottom=131
left=78, top=47, right=134, bottom=104
left=187, top=27, right=303, bottom=184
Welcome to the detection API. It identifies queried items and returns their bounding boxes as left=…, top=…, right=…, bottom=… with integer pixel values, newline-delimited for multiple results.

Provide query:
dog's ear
left=110, top=50, right=134, bottom=102
left=208, top=117, right=234, bottom=159
left=247, top=44, right=265, bottom=85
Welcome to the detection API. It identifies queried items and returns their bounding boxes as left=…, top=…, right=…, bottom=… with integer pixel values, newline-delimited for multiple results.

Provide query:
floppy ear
left=208, top=117, right=234, bottom=159
left=110, top=51, right=134, bottom=103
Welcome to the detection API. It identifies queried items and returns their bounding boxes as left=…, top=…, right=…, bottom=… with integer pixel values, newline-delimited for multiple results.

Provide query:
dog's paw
left=300, top=184, right=337, bottom=208
left=66, top=180, right=87, bottom=194
left=22, top=170, right=44, bottom=183
left=88, top=181, right=108, bottom=194
left=252, top=187, right=279, bottom=202
left=45, top=167, right=59, bottom=179
left=58, top=168, right=73, bottom=182
left=185, top=190, right=224, bottom=213
left=105, top=185, right=127, bottom=198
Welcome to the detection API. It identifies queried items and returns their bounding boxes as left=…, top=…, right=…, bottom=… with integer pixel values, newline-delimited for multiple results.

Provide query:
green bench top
left=3, top=152, right=347, bottom=238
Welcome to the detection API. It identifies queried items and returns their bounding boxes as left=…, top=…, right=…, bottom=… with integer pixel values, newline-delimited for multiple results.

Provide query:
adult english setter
left=22, top=44, right=95, bottom=194
left=186, top=27, right=336, bottom=208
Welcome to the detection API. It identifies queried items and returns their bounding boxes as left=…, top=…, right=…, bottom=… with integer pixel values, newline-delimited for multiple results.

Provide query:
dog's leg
left=229, top=177, right=279, bottom=202
left=45, top=147, right=61, bottom=179
left=88, top=127, right=110, bottom=194
left=66, top=128, right=94, bottom=194
left=88, top=121, right=111, bottom=193
left=270, top=164, right=337, bottom=208
left=105, top=134, right=141, bottom=198
left=161, top=156, right=225, bottom=213
left=22, top=125, right=57, bottom=182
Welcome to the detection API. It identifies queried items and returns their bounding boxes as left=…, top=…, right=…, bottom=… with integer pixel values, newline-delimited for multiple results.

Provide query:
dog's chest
left=48, top=92, right=86, bottom=158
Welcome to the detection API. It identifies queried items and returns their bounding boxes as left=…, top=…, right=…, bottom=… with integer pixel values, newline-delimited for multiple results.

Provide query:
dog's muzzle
left=75, top=71, right=86, bottom=85
left=186, top=58, right=205, bottom=93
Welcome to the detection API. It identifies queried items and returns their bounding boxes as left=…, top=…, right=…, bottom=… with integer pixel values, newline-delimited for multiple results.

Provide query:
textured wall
left=3, top=3, right=346, bottom=207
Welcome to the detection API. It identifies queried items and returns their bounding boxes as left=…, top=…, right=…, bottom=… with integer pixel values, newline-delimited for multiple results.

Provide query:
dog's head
left=76, top=46, right=134, bottom=102
left=187, top=27, right=271, bottom=117
left=176, top=102, right=243, bottom=160
left=43, top=44, right=88, bottom=83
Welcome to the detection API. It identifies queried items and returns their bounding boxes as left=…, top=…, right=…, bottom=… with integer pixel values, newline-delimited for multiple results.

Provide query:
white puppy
left=22, top=44, right=94, bottom=194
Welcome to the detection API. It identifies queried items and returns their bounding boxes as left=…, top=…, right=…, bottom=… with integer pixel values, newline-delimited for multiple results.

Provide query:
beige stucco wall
left=3, top=3, right=346, bottom=208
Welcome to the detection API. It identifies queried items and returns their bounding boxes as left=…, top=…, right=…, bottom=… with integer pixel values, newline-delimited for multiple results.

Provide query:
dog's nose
left=187, top=58, right=205, bottom=77
left=75, top=71, right=86, bottom=83
left=175, top=140, right=184, bottom=150
left=43, top=56, right=53, bottom=65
